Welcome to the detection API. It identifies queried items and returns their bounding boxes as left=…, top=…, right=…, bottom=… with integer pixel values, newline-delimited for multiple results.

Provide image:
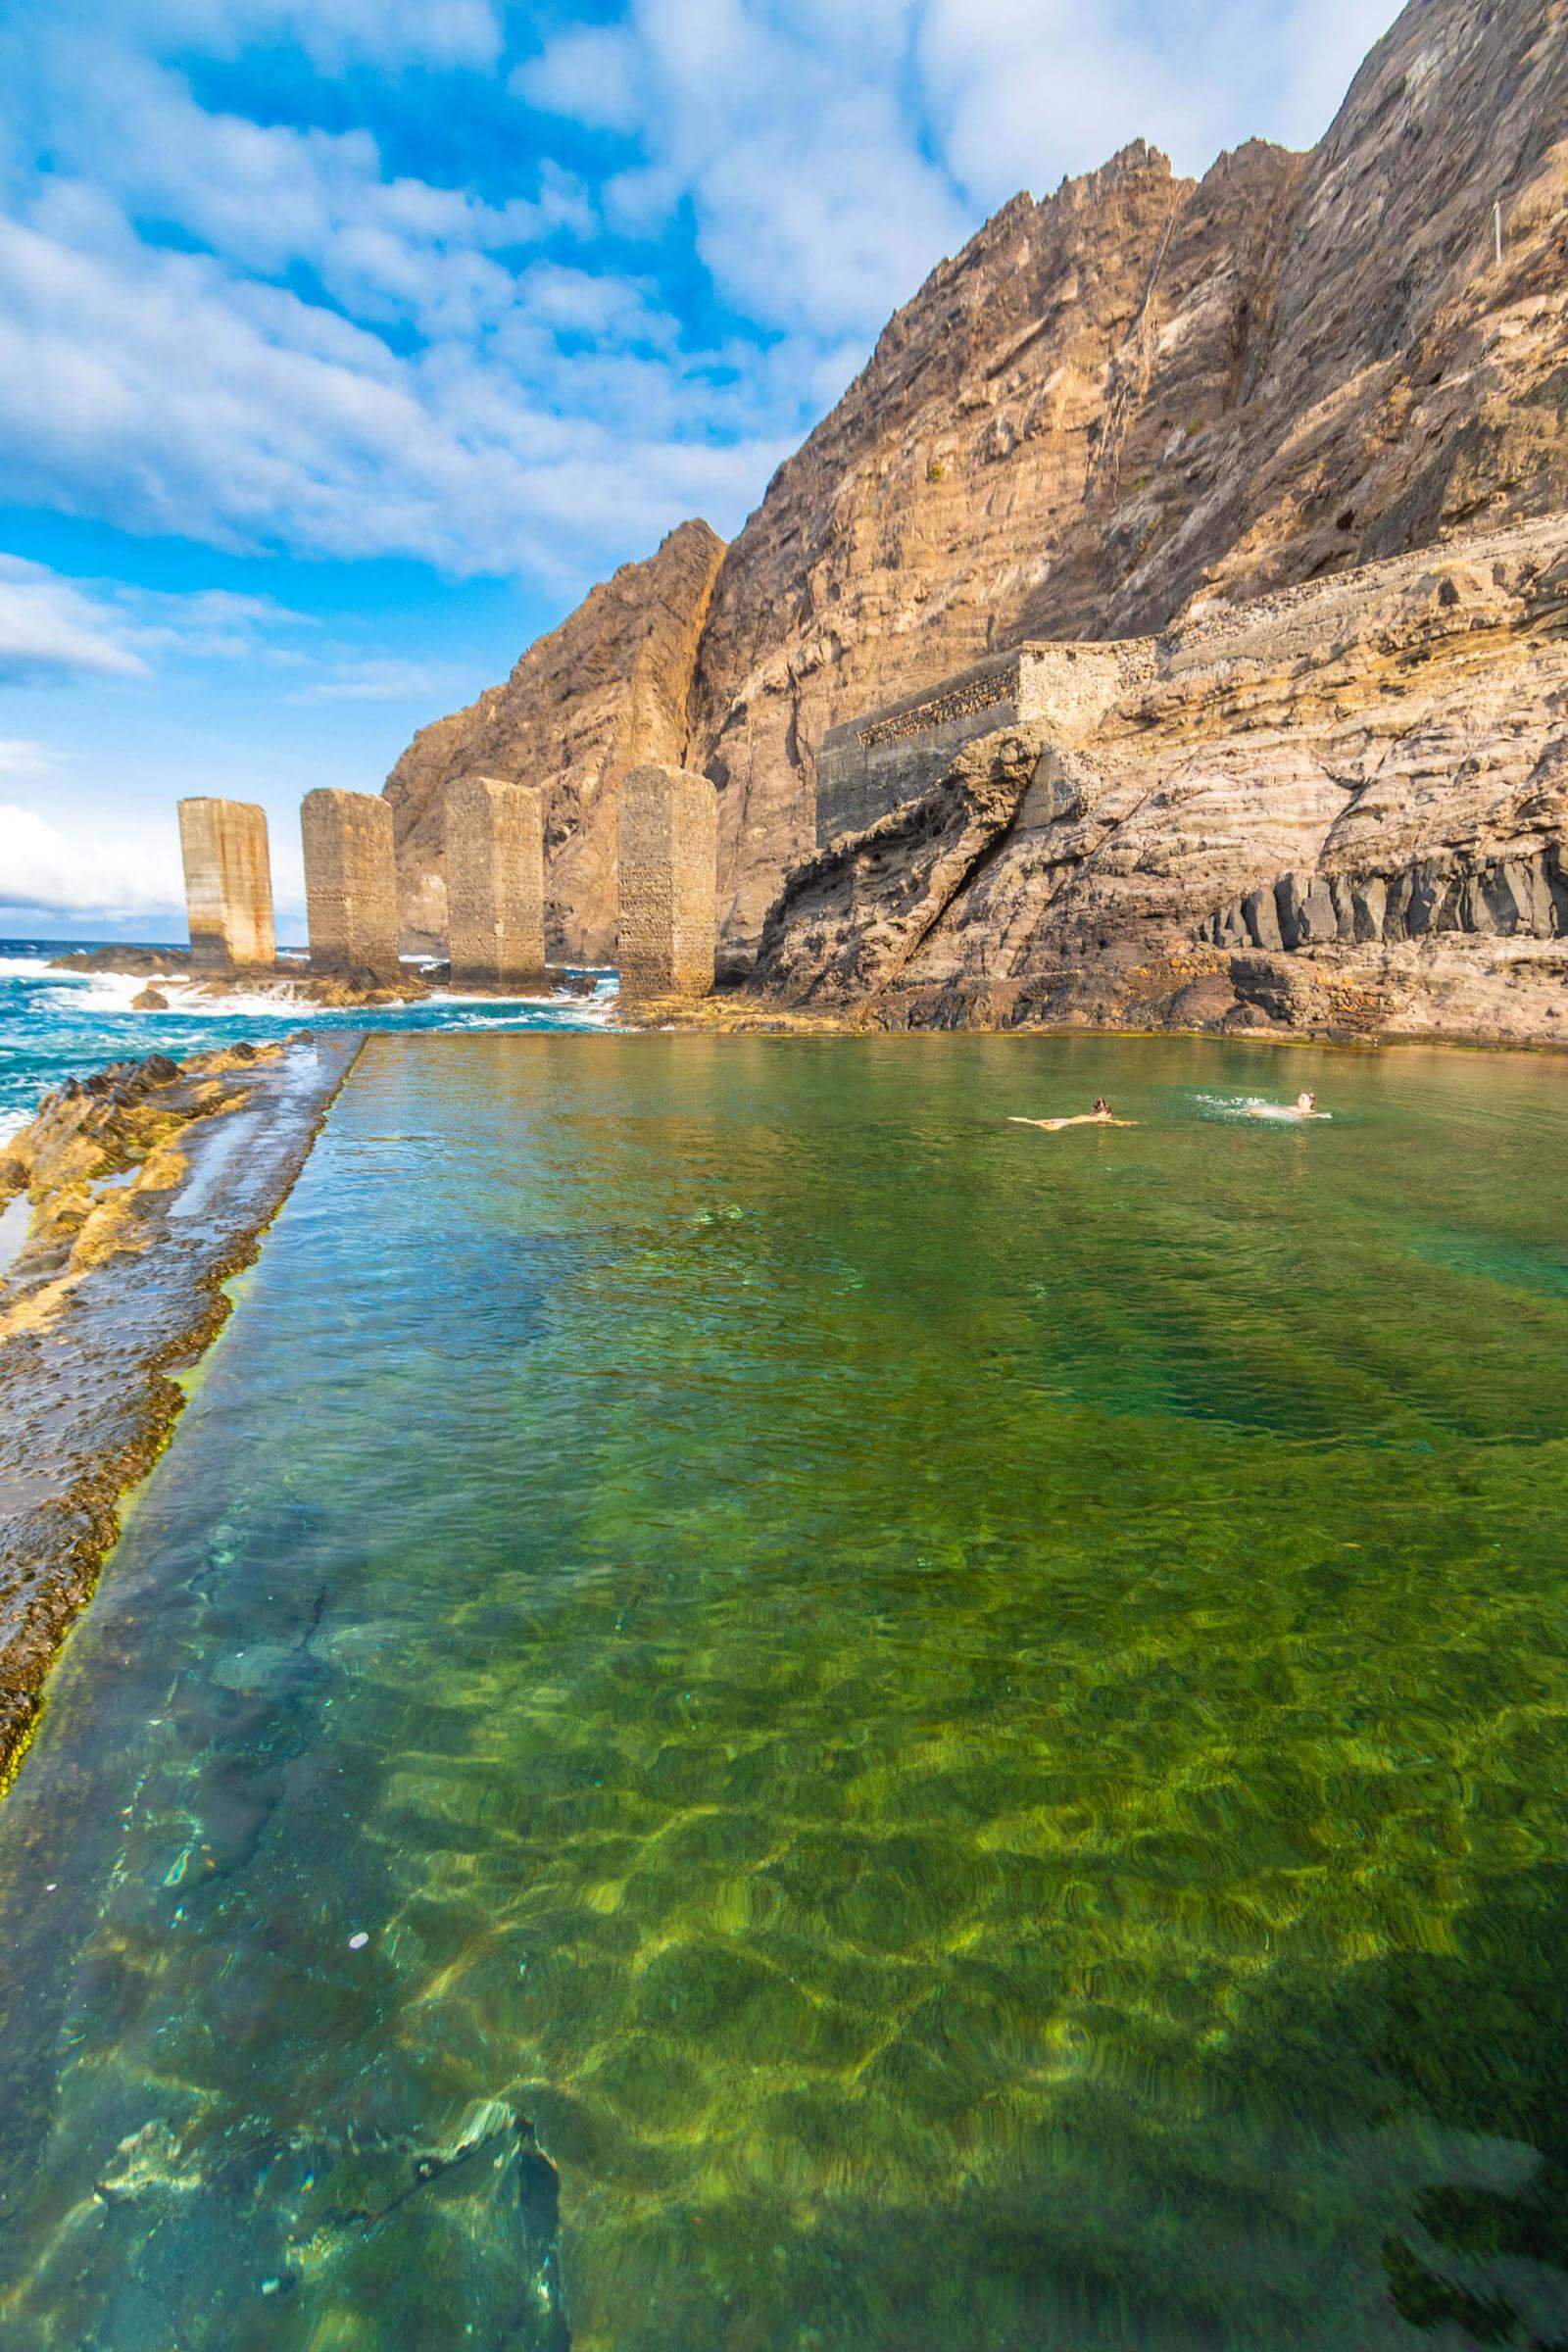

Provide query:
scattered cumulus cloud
left=0, top=556, right=151, bottom=685
left=915, top=0, right=1402, bottom=205
left=288, top=658, right=448, bottom=705
left=0, top=801, right=181, bottom=917
left=0, top=0, right=1404, bottom=604
left=512, top=26, right=643, bottom=134
left=95, top=0, right=504, bottom=74
left=0, top=199, right=792, bottom=580
left=0, top=739, right=59, bottom=780
left=0, top=555, right=313, bottom=685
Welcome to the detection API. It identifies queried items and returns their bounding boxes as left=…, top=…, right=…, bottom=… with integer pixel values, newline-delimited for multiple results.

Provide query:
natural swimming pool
left=2, top=1030, right=1566, bottom=2349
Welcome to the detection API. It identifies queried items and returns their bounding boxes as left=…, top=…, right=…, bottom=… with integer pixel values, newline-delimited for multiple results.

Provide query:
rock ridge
left=385, top=0, right=1568, bottom=1036
left=741, top=515, right=1568, bottom=1045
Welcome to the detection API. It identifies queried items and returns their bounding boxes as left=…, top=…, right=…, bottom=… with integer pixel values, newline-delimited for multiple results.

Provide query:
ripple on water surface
left=2, top=1032, right=1568, bottom=2350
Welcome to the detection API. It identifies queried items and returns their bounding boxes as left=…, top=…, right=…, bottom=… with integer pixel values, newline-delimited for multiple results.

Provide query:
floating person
left=1245, top=1089, right=1329, bottom=1121
left=1009, top=1099, right=1138, bottom=1132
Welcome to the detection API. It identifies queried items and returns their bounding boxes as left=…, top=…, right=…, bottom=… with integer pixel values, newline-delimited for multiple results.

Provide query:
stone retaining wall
left=815, top=641, right=1131, bottom=850
left=815, top=655, right=1022, bottom=847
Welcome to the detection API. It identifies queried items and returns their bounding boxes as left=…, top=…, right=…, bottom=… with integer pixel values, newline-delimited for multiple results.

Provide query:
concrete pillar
left=177, top=799, right=275, bottom=972
left=301, top=790, right=401, bottom=981
left=445, top=775, right=547, bottom=989
left=616, top=763, right=717, bottom=999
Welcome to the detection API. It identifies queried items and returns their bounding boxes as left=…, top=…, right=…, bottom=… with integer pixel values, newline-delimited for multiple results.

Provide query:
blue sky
left=0, top=0, right=1400, bottom=940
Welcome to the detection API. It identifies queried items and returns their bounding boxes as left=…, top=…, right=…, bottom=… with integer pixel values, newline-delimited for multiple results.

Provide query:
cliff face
left=690, top=0, right=1568, bottom=948
left=385, top=519, right=724, bottom=961
left=745, top=518, right=1568, bottom=1046
left=386, top=0, right=1568, bottom=989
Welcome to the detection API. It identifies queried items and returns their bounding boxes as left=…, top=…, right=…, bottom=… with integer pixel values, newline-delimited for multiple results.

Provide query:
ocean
left=0, top=936, right=619, bottom=1140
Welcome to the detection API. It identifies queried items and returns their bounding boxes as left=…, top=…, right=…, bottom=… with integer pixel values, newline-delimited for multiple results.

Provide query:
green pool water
left=2, top=1031, right=1567, bottom=2351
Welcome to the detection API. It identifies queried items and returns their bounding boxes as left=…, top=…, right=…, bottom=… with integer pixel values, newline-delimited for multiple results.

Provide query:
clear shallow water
left=0, top=938, right=617, bottom=1136
left=1, top=1032, right=1567, bottom=2350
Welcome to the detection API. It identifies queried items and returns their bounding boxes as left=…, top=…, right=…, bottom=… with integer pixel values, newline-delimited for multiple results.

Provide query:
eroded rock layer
left=746, top=518, right=1568, bottom=1045
left=386, top=0, right=1568, bottom=1017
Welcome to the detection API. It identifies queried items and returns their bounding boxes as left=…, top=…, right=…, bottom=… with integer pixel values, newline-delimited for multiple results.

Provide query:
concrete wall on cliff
left=384, top=0, right=1568, bottom=973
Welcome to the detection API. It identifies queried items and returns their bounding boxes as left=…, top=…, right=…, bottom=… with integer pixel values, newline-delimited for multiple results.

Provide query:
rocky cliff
left=744, top=518, right=1568, bottom=1045
left=386, top=0, right=1568, bottom=1020
left=385, top=519, right=724, bottom=961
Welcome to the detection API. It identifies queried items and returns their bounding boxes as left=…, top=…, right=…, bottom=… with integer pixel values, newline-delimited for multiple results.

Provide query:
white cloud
left=513, top=26, right=643, bottom=133
left=0, top=556, right=150, bottom=684
left=287, top=658, right=445, bottom=705
left=0, top=739, right=59, bottom=780
left=0, top=204, right=791, bottom=580
left=41, top=48, right=592, bottom=342
left=523, top=0, right=969, bottom=346
left=91, top=0, right=503, bottom=74
left=0, top=554, right=315, bottom=684
left=917, top=0, right=1404, bottom=208
left=0, top=801, right=181, bottom=917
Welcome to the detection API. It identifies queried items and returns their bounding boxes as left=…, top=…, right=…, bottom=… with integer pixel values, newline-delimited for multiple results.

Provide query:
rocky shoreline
left=0, top=1035, right=362, bottom=1789
left=48, top=946, right=604, bottom=1011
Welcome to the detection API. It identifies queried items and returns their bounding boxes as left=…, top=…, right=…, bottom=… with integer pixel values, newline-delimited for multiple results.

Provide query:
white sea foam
left=142, top=982, right=305, bottom=1021
left=4, top=947, right=622, bottom=1036
left=1193, top=1093, right=1331, bottom=1123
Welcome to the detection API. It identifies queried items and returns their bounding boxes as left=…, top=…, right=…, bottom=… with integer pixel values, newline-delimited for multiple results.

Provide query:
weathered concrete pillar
left=301, top=790, right=401, bottom=981
left=445, top=775, right=547, bottom=989
left=616, top=763, right=717, bottom=999
left=177, top=799, right=275, bottom=972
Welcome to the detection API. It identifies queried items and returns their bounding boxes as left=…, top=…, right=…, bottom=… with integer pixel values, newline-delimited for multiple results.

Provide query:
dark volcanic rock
left=51, top=946, right=191, bottom=978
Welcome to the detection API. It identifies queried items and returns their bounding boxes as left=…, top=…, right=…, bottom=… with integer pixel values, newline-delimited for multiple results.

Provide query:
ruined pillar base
left=445, top=775, right=547, bottom=990
left=617, top=764, right=717, bottom=999
left=301, top=790, right=401, bottom=983
left=178, top=799, right=276, bottom=972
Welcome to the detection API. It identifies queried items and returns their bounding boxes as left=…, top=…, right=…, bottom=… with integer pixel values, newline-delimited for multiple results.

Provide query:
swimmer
left=1010, top=1098, right=1138, bottom=1132
left=1246, top=1089, right=1329, bottom=1121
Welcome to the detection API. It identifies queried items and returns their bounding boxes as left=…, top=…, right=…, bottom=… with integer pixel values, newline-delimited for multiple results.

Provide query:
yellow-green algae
left=1, top=1031, right=1566, bottom=2350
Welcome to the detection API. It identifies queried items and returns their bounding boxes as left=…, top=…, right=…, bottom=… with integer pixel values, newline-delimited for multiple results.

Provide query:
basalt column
left=616, top=763, right=717, bottom=999
left=177, top=799, right=276, bottom=972
left=445, top=776, right=547, bottom=989
left=301, top=790, right=401, bottom=982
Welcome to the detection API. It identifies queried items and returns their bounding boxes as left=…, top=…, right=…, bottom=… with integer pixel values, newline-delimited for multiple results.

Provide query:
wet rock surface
left=45, top=950, right=429, bottom=1007
left=0, top=1036, right=363, bottom=1788
left=52, top=946, right=192, bottom=978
